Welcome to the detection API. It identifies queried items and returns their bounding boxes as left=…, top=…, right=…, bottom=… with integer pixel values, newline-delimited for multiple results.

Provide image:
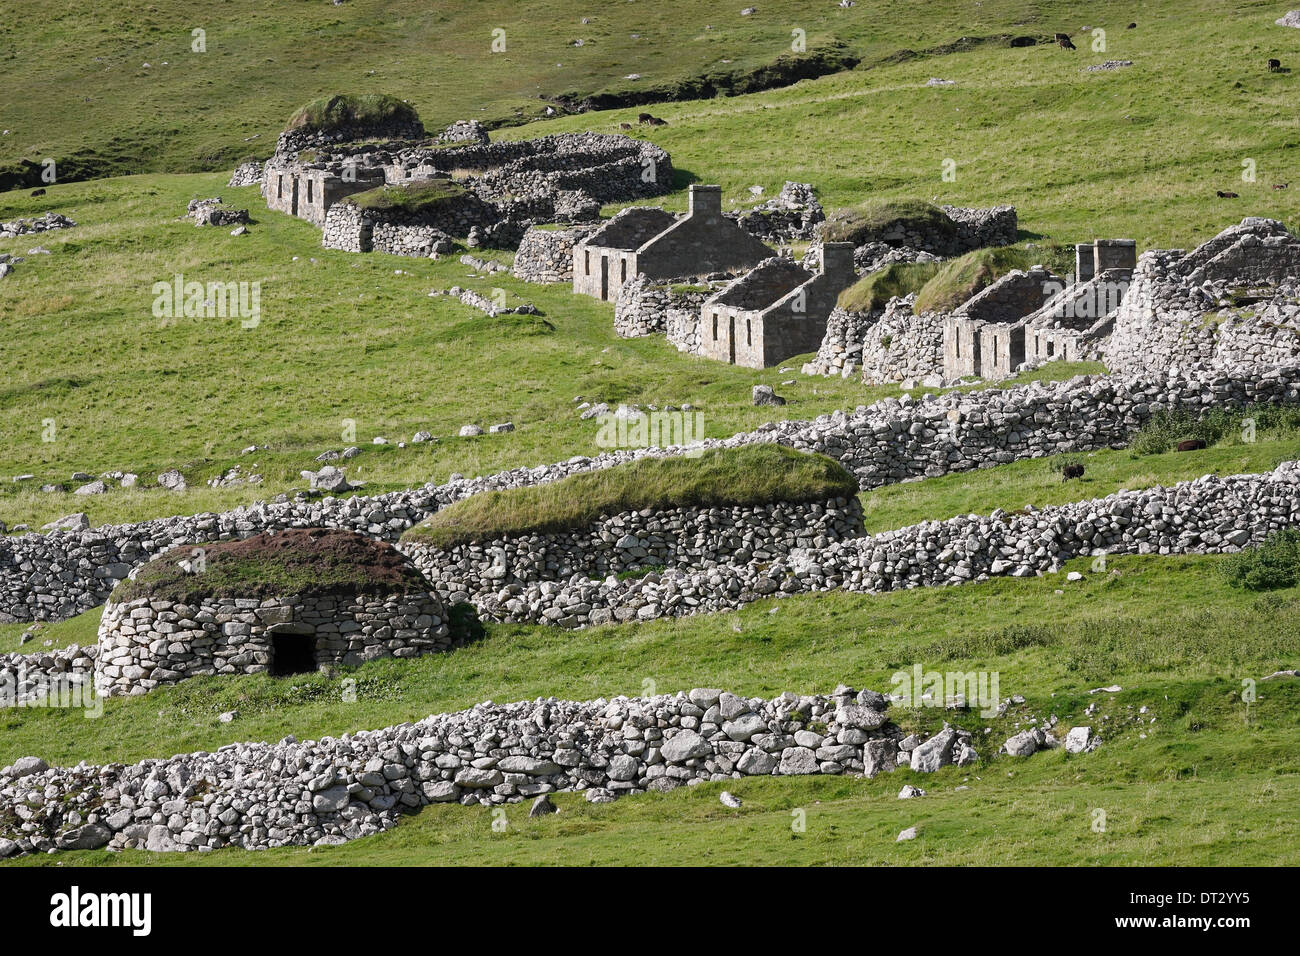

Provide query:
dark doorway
left=600, top=255, right=609, bottom=299
left=270, top=633, right=316, bottom=676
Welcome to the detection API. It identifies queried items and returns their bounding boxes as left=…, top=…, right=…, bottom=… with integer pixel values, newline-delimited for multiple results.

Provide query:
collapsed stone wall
left=0, top=212, right=76, bottom=239
left=0, top=644, right=95, bottom=706
left=728, top=182, right=825, bottom=242
left=93, top=591, right=451, bottom=698
left=227, top=161, right=263, bottom=188
left=1106, top=218, right=1300, bottom=375
left=400, top=498, right=862, bottom=612
left=804, top=295, right=947, bottom=384
left=613, top=275, right=714, bottom=338
left=322, top=193, right=502, bottom=254
left=469, top=461, right=1300, bottom=628
left=0, top=683, right=944, bottom=856
left=512, top=224, right=599, bottom=283
left=5, top=365, right=1300, bottom=624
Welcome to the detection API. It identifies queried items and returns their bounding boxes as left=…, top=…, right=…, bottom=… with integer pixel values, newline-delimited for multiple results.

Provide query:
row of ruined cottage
left=238, top=109, right=1296, bottom=382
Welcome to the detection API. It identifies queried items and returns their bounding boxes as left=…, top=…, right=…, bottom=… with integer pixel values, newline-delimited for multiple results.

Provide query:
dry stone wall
left=4, top=365, right=1300, bottom=624
left=0, top=684, right=921, bottom=856
left=468, top=461, right=1300, bottom=628
left=512, top=224, right=598, bottom=283
left=400, top=497, right=862, bottom=611
left=613, top=275, right=715, bottom=338
left=94, top=591, right=450, bottom=697
left=804, top=295, right=947, bottom=384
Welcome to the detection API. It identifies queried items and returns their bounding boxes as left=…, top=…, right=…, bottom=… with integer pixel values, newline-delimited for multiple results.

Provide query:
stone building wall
left=1106, top=219, right=1300, bottom=375
left=613, top=275, right=712, bottom=338
left=94, top=591, right=450, bottom=697
left=512, top=224, right=599, bottom=283
left=400, top=497, right=863, bottom=611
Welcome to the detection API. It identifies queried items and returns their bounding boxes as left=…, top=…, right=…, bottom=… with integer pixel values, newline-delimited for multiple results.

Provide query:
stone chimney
left=688, top=184, right=723, bottom=219
left=820, top=241, right=855, bottom=286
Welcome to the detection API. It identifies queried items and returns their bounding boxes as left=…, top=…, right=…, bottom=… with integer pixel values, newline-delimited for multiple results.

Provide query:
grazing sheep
left=1176, top=439, right=1207, bottom=452
left=1216, top=190, right=1240, bottom=198
left=30, top=187, right=45, bottom=197
left=1056, top=33, right=1077, bottom=50
left=1268, top=58, right=1284, bottom=72
left=1062, top=463, right=1085, bottom=481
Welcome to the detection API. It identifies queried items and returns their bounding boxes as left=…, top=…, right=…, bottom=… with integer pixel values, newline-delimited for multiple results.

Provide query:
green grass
left=817, top=198, right=957, bottom=246
left=286, top=93, right=421, bottom=133
left=913, top=245, right=1035, bottom=313
left=401, top=445, right=857, bottom=547
left=0, top=174, right=921, bottom=533
left=348, top=178, right=466, bottom=213
left=837, top=261, right=941, bottom=312
left=4, top=550, right=1300, bottom=864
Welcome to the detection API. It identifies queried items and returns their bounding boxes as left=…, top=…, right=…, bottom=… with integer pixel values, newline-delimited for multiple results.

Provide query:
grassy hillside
left=0, top=174, right=912, bottom=532
left=0, top=1, right=1185, bottom=182
left=4, top=550, right=1299, bottom=864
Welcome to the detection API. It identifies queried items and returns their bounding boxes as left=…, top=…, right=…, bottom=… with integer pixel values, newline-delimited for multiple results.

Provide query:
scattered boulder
left=156, top=469, right=187, bottom=491
left=41, top=513, right=89, bottom=532
left=752, top=384, right=787, bottom=406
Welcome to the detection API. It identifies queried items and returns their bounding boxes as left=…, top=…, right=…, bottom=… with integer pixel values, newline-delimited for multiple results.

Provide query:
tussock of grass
left=1129, top=405, right=1300, bottom=457
left=817, top=199, right=955, bottom=246
left=914, top=246, right=1033, bottom=313
left=402, top=445, right=857, bottom=548
left=1222, top=528, right=1300, bottom=593
left=348, top=178, right=466, bottom=212
left=837, top=261, right=940, bottom=312
left=287, top=93, right=421, bottom=133
left=113, top=529, right=428, bottom=605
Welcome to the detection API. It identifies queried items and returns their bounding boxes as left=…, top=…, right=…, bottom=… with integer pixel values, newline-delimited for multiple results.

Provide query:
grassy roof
left=401, top=445, right=858, bottom=548
left=347, top=178, right=466, bottom=213
left=286, top=94, right=421, bottom=133
left=914, top=246, right=1034, bottom=313
left=112, top=529, right=428, bottom=605
left=838, top=260, right=941, bottom=312
left=817, top=199, right=956, bottom=246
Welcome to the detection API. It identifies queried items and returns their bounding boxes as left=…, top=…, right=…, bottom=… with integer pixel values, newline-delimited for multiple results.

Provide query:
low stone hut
left=94, top=529, right=449, bottom=697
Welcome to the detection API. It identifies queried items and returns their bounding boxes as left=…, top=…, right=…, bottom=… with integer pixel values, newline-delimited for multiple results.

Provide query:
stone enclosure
left=95, top=590, right=450, bottom=698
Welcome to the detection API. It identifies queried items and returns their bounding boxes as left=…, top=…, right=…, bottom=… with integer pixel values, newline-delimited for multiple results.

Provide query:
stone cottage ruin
left=943, top=241, right=1137, bottom=381
left=258, top=97, right=672, bottom=252
left=572, top=185, right=773, bottom=301
left=698, top=242, right=856, bottom=368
